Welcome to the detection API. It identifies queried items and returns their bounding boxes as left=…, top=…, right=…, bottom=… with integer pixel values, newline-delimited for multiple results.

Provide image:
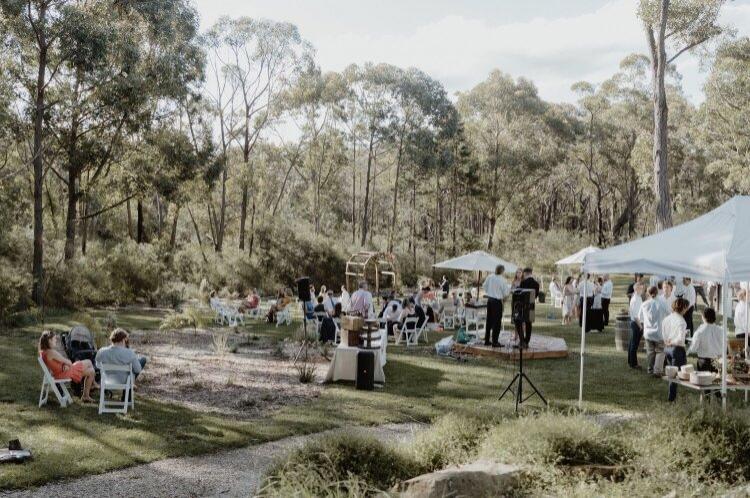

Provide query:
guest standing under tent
left=736, top=289, right=749, bottom=339
left=639, top=286, right=667, bottom=375
left=662, top=298, right=691, bottom=402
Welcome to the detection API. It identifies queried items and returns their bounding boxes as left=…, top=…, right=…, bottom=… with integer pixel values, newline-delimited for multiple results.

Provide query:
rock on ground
left=3, top=423, right=423, bottom=498
left=393, top=460, right=526, bottom=498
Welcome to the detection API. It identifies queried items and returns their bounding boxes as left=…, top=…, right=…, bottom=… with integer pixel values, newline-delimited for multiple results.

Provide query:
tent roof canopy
left=433, top=250, right=517, bottom=274
left=556, top=246, right=600, bottom=266
left=582, top=196, right=750, bottom=282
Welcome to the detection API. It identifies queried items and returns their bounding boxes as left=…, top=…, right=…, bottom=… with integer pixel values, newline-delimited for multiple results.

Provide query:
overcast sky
left=192, top=0, right=750, bottom=104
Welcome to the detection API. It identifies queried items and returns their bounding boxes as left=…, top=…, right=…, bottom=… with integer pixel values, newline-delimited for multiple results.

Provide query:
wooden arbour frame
left=345, top=251, right=399, bottom=295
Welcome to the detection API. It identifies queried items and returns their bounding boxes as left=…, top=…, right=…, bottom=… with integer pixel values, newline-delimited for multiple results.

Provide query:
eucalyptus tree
left=457, top=71, right=553, bottom=250
left=638, top=0, right=726, bottom=231
left=702, top=37, right=750, bottom=195
left=206, top=17, right=313, bottom=251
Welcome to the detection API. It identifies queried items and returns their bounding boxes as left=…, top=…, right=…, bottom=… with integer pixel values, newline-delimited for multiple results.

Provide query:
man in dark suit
left=516, top=267, right=540, bottom=349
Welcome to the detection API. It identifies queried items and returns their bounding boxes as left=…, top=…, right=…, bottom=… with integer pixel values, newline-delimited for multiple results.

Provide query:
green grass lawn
left=0, top=278, right=731, bottom=490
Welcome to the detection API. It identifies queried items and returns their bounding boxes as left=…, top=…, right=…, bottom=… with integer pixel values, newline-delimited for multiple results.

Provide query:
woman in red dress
left=39, top=330, right=97, bottom=402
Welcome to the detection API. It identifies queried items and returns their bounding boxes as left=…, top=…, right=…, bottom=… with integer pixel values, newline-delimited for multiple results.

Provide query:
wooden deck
left=452, top=331, right=568, bottom=360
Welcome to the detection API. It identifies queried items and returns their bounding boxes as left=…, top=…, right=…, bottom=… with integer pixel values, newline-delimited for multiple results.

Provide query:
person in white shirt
left=628, top=282, right=645, bottom=369
left=482, top=264, right=511, bottom=347
left=662, top=297, right=690, bottom=402
left=340, top=285, right=351, bottom=312
left=577, top=274, right=594, bottom=328
left=688, top=307, right=725, bottom=372
left=638, top=286, right=667, bottom=374
left=659, top=280, right=675, bottom=310
left=600, top=275, right=613, bottom=327
left=735, top=289, right=749, bottom=338
left=349, top=281, right=373, bottom=317
left=323, top=290, right=336, bottom=316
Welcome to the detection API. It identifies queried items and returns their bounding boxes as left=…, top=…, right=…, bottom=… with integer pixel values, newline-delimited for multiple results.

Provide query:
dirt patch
left=129, top=329, right=327, bottom=419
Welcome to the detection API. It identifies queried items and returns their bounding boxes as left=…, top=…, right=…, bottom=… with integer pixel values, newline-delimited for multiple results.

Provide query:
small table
left=662, top=376, right=750, bottom=404
left=325, top=345, right=385, bottom=384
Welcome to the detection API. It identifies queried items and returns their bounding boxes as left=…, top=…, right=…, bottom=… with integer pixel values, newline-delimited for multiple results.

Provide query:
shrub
left=159, top=306, right=206, bottom=331
left=261, top=433, right=426, bottom=497
left=0, top=259, right=31, bottom=322
left=409, top=412, right=494, bottom=471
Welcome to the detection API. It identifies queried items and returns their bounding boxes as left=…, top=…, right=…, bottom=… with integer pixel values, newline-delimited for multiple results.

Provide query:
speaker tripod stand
left=499, top=323, right=548, bottom=413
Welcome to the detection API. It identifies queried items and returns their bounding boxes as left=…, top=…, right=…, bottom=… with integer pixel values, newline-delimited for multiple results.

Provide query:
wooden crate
left=341, top=315, right=364, bottom=332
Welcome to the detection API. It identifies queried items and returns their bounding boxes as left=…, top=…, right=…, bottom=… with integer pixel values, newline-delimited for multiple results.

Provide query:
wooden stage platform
left=452, top=331, right=568, bottom=360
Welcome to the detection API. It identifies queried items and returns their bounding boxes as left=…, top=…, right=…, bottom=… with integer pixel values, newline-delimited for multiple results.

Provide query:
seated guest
left=688, top=308, right=724, bottom=372
left=394, top=300, right=417, bottom=337
left=96, top=329, right=147, bottom=390
left=332, top=302, right=342, bottom=319
left=383, top=301, right=401, bottom=337
left=318, top=285, right=327, bottom=298
left=39, top=330, right=97, bottom=403
left=735, top=290, right=749, bottom=338
left=266, top=289, right=287, bottom=323
left=239, top=289, right=260, bottom=313
left=340, top=285, right=351, bottom=312
left=313, top=295, right=326, bottom=314
left=414, top=299, right=427, bottom=329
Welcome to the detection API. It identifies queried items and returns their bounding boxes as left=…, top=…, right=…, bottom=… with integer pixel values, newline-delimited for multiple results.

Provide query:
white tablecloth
left=325, top=346, right=385, bottom=384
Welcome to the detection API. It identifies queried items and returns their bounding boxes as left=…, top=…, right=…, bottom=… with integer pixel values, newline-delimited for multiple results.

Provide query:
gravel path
left=4, top=423, right=424, bottom=498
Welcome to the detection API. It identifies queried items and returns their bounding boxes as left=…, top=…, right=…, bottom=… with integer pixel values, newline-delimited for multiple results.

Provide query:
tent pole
left=578, top=275, right=587, bottom=409
left=745, top=282, right=749, bottom=403
left=722, top=274, right=729, bottom=411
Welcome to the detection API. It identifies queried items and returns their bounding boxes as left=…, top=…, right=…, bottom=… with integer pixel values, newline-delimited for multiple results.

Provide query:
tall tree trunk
left=387, top=132, right=404, bottom=253
left=248, top=197, right=256, bottom=256
left=187, top=206, right=208, bottom=264
left=126, top=198, right=134, bottom=240
left=360, top=131, right=375, bottom=246
left=31, top=10, right=48, bottom=306
left=136, top=199, right=145, bottom=244
left=170, top=205, right=180, bottom=250
left=239, top=184, right=248, bottom=250
left=647, top=0, right=673, bottom=232
left=217, top=166, right=227, bottom=252
left=351, top=130, right=357, bottom=244
left=64, top=166, right=77, bottom=260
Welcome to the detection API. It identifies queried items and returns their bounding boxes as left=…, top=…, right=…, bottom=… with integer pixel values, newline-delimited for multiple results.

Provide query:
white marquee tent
left=555, top=246, right=600, bottom=266
left=578, top=196, right=750, bottom=409
left=434, top=250, right=517, bottom=274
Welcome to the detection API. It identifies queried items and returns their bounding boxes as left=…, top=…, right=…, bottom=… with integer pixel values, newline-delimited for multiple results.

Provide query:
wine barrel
left=614, top=313, right=630, bottom=352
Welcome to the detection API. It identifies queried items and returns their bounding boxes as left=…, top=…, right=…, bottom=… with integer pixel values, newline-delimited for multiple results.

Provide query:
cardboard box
left=341, top=315, right=364, bottom=332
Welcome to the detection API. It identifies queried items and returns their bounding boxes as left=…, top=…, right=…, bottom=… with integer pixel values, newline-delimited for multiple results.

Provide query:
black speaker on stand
left=500, top=289, right=547, bottom=412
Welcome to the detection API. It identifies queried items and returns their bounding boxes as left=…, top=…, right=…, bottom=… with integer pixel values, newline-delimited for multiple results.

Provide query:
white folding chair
left=333, top=318, right=342, bottom=344
left=412, top=319, right=429, bottom=345
left=442, top=306, right=457, bottom=329
left=465, top=309, right=486, bottom=340
left=276, top=307, right=292, bottom=327
left=38, top=356, right=73, bottom=408
left=98, top=363, right=134, bottom=415
left=395, top=317, right=419, bottom=346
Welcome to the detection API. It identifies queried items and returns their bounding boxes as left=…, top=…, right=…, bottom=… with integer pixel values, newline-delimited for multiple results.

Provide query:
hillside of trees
left=0, top=0, right=748, bottom=317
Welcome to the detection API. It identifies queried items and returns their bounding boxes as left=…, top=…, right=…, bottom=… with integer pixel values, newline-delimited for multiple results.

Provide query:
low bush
left=260, top=433, right=426, bottom=497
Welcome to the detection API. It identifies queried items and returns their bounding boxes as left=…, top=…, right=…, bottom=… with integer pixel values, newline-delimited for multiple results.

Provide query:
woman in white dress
left=562, top=276, right=575, bottom=325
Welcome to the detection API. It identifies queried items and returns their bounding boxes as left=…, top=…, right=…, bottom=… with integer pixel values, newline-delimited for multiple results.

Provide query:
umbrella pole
left=578, top=277, right=587, bottom=409
left=722, top=274, right=729, bottom=411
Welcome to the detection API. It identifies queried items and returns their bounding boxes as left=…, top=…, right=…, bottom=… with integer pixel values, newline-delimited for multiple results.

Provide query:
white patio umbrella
left=434, top=250, right=518, bottom=274
left=579, top=196, right=750, bottom=410
left=434, top=250, right=518, bottom=298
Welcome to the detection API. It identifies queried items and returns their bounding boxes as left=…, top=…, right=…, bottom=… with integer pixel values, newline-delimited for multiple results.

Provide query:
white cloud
left=193, top=0, right=750, bottom=104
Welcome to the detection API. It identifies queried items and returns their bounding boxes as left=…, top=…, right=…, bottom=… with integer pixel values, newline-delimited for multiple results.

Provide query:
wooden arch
left=345, top=251, right=399, bottom=296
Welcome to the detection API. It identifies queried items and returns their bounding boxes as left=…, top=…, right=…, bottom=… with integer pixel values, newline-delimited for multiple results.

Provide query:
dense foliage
left=0, top=1, right=747, bottom=316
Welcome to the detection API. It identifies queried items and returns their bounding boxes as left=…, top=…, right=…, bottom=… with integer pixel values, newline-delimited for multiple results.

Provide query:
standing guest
left=96, top=329, right=147, bottom=391
left=659, top=281, right=676, bottom=311
left=587, top=278, right=604, bottom=332
left=511, top=269, right=523, bottom=290
left=482, top=264, right=511, bottom=347
left=662, top=298, right=691, bottom=402
left=639, top=286, right=667, bottom=375
left=349, top=281, right=373, bottom=317
left=706, top=281, right=719, bottom=310
left=340, top=285, right=351, bottom=312
left=323, top=290, right=336, bottom=316
left=735, top=289, right=749, bottom=338
left=600, top=275, right=613, bottom=327
left=516, top=268, right=540, bottom=349
left=318, top=285, right=327, bottom=299
left=679, top=277, right=697, bottom=335
left=39, top=330, right=97, bottom=403
left=440, top=275, right=449, bottom=294
left=548, top=277, right=561, bottom=301
left=562, top=276, right=576, bottom=325
left=694, top=281, right=710, bottom=307
left=627, top=274, right=643, bottom=300
left=688, top=308, right=724, bottom=372
left=577, top=274, right=594, bottom=327
left=628, top=282, right=645, bottom=369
